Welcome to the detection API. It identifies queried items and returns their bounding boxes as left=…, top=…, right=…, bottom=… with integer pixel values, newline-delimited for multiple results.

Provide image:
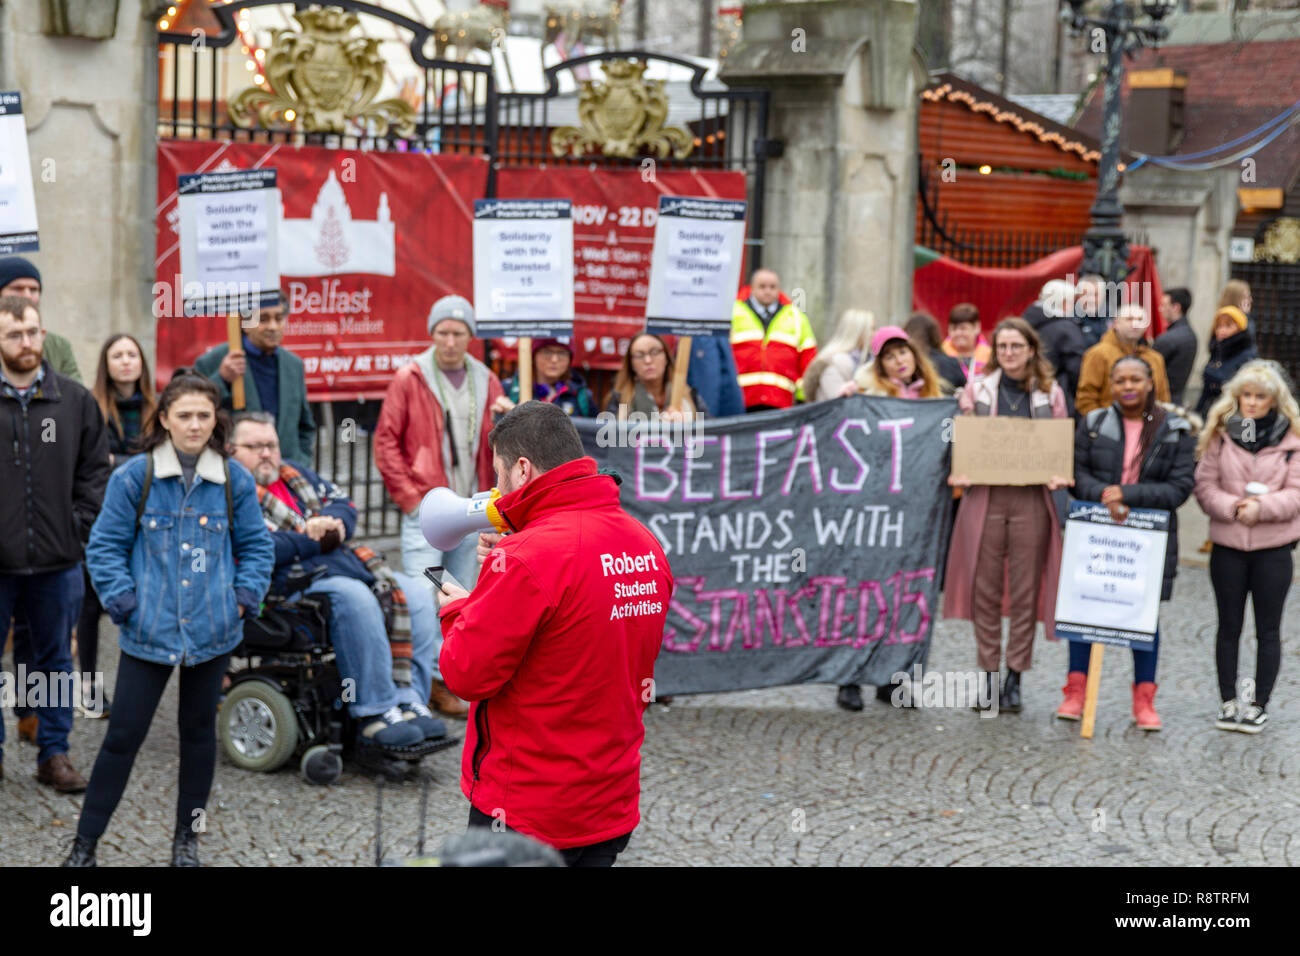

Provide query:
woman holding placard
left=945, top=317, right=1072, bottom=714
left=1194, top=359, right=1300, bottom=734
left=1055, top=355, right=1197, bottom=730
left=606, top=333, right=708, bottom=420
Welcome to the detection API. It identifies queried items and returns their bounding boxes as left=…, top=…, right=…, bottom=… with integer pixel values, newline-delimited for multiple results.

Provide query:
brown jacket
left=1074, top=328, right=1170, bottom=415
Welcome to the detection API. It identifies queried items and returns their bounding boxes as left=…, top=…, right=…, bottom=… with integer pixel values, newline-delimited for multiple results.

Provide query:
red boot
left=1056, top=671, right=1087, bottom=720
left=1133, top=682, right=1161, bottom=731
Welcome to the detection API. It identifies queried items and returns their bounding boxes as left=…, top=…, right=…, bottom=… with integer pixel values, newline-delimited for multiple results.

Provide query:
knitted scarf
left=256, top=464, right=412, bottom=686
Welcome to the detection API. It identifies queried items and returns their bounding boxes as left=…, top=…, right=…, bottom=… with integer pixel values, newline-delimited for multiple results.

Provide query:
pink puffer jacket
left=1194, top=429, right=1300, bottom=551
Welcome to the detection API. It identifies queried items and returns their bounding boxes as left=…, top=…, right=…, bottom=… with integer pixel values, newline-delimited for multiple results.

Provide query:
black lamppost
left=1061, top=0, right=1178, bottom=286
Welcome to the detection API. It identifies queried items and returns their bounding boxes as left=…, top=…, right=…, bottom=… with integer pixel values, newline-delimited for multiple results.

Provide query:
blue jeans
left=305, top=571, right=436, bottom=718
left=400, top=512, right=480, bottom=682
left=1068, top=628, right=1160, bottom=684
left=0, top=565, right=84, bottom=764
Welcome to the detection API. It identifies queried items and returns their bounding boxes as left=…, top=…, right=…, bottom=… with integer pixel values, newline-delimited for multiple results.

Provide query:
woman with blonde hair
left=849, top=326, right=943, bottom=398
left=944, top=317, right=1072, bottom=714
left=1194, top=359, right=1300, bottom=734
left=1217, top=278, right=1253, bottom=317
left=804, top=308, right=874, bottom=402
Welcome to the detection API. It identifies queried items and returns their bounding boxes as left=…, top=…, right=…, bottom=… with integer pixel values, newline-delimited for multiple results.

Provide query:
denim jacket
left=86, top=442, right=274, bottom=666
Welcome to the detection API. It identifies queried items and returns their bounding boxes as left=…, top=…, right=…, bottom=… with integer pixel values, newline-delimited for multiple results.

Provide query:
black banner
left=578, top=395, right=957, bottom=694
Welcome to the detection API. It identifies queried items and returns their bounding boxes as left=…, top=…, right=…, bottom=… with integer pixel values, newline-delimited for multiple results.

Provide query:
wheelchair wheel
left=300, top=744, right=343, bottom=785
left=219, top=680, right=299, bottom=773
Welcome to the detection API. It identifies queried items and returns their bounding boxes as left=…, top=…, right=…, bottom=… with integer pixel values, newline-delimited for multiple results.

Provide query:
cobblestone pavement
left=4, top=563, right=1300, bottom=867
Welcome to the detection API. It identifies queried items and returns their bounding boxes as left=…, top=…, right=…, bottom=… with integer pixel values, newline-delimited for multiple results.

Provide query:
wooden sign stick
left=517, top=336, right=532, bottom=402
left=1080, top=642, right=1105, bottom=738
left=668, top=336, right=692, bottom=410
left=227, top=312, right=245, bottom=410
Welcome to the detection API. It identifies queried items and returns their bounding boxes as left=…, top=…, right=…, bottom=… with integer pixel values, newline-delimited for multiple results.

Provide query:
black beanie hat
left=0, top=256, right=41, bottom=292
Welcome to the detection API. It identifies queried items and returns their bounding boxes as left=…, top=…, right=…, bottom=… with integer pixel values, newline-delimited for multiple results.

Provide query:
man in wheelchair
left=229, top=412, right=446, bottom=750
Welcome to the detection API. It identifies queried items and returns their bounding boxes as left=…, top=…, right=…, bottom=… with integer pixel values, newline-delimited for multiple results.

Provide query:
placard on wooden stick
left=177, top=168, right=281, bottom=410
left=951, top=416, right=1074, bottom=486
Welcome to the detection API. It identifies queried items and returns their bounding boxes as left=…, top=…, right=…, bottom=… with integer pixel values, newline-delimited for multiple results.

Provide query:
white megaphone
left=419, top=487, right=510, bottom=551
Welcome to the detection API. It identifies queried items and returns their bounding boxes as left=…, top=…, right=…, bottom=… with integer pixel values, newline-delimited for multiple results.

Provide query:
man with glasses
left=374, top=295, right=504, bottom=718
left=0, top=295, right=109, bottom=789
left=194, top=291, right=317, bottom=465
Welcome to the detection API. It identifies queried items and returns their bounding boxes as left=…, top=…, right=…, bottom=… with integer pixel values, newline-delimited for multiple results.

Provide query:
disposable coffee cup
left=1245, top=482, right=1269, bottom=496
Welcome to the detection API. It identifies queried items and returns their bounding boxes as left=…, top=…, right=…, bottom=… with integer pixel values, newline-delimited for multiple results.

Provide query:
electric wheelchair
left=218, top=565, right=459, bottom=784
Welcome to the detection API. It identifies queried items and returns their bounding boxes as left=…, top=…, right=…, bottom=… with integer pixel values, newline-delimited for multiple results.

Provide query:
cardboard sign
left=951, top=416, right=1074, bottom=486
left=1054, top=501, right=1169, bottom=648
left=472, top=198, right=574, bottom=338
left=177, top=168, right=281, bottom=316
left=0, top=92, right=39, bottom=254
left=645, top=195, right=747, bottom=336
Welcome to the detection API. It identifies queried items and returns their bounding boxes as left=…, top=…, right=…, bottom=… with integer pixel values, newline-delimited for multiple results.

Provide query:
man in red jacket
left=435, top=401, right=672, bottom=866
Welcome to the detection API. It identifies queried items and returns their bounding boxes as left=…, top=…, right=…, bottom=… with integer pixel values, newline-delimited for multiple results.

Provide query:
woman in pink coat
left=946, top=317, right=1072, bottom=714
left=1194, top=359, right=1300, bottom=735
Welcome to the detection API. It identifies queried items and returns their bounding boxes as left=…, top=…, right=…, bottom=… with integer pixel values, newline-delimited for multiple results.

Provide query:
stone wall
left=1119, top=165, right=1238, bottom=400
left=0, top=0, right=156, bottom=380
left=721, top=0, right=923, bottom=342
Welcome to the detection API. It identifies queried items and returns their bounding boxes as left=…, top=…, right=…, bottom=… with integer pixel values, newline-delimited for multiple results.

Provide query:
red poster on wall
left=155, top=140, right=489, bottom=400
left=496, top=166, right=748, bottom=369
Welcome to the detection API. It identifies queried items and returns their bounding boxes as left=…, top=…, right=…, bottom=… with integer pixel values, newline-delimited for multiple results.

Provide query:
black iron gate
left=155, top=0, right=770, bottom=536
left=1234, top=260, right=1300, bottom=389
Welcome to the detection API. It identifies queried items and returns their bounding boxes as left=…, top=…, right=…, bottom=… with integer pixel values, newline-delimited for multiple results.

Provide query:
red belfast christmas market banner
left=496, top=166, right=748, bottom=370
left=155, top=140, right=489, bottom=400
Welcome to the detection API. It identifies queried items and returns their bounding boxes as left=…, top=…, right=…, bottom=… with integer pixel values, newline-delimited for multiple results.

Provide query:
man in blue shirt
left=194, top=291, right=317, bottom=464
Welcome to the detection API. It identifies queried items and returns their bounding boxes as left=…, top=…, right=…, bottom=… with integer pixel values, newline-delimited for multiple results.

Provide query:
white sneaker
left=1214, top=699, right=1241, bottom=732
left=1237, top=703, right=1268, bottom=735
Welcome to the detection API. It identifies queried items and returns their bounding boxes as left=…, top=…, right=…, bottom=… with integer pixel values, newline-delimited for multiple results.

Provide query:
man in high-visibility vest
left=731, top=268, right=817, bottom=411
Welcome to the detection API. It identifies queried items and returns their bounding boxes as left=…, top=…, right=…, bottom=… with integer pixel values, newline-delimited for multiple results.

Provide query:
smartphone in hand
left=423, top=565, right=467, bottom=594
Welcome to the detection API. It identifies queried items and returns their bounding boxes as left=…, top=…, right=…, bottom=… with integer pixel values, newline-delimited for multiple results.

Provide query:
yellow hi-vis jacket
left=730, top=298, right=818, bottom=408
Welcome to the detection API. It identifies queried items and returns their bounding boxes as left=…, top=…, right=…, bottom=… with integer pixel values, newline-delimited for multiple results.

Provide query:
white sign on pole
left=473, top=198, right=574, bottom=338
left=645, top=196, right=747, bottom=337
left=1054, top=501, right=1169, bottom=649
left=178, top=168, right=281, bottom=316
left=0, top=92, right=40, bottom=254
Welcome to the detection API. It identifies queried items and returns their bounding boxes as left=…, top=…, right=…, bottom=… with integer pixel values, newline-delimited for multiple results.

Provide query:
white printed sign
left=0, top=92, right=39, bottom=253
left=645, top=196, right=747, bottom=336
left=178, top=168, right=281, bottom=316
left=473, top=198, right=574, bottom=338
left=1054, top=501, right=1169, bottom=648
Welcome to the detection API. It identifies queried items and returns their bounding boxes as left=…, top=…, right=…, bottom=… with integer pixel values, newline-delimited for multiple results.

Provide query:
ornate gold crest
left=228, top=7, right=416, bottom=138
left=550, top=59, right=693, bottom=159
left=1254, top=217, right=1300, bottom=265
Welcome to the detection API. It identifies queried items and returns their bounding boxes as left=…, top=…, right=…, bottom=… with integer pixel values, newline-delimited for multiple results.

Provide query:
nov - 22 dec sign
left=578, top=395, right=957, bottom=695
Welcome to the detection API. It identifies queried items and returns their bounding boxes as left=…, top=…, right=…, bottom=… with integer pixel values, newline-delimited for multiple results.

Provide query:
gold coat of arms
left=551, top=59, right=693, bottom=159
left=229, top=8, right=416, bottom=138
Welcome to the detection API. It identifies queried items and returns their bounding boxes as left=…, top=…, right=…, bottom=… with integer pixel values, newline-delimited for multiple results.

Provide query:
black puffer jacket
left=0, top=362, right=110, bottom=573
left=1024, top=303, right=1086, bottom=414
left=1074, top=401, right=1199, bottom=600
left=1195, top=329, right=1257, bottom=417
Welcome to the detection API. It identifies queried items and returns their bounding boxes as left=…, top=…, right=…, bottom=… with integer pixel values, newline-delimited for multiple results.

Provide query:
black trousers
left=1209, top=543, right=1291, bottom=706
left=467, top=805, right=632, bottom=867
left=77, top=650, right=229, bottom=841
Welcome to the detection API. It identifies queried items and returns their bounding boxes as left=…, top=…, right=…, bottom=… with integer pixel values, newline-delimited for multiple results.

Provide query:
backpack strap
left=134, top=454, right=154, bottom=528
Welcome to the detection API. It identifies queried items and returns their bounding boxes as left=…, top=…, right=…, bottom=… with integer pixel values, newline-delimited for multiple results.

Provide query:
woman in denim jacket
left=65, top=371, right=273, bottom=867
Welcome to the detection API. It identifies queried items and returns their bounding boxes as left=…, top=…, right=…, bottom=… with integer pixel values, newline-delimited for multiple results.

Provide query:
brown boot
left=36, top=753, right=87, bottom=793
left=17, top=714, right=38, bottom=743
left=429, top=679, right=469, bottom=719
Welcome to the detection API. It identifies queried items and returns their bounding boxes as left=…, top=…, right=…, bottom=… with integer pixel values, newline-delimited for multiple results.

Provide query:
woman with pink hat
left=835, top=324, right=941, bottom=712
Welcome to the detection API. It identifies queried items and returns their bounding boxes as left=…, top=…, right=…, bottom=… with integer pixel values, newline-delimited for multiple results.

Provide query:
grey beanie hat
left=427, top=294, right=476, bottom=336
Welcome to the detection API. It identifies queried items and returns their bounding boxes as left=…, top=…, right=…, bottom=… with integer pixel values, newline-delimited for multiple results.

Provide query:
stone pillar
left=1119, top=165, right=1239, bottom=394
left=0, top=0, right=156, bottom=377
left=720, top=0, right=924, bottom=340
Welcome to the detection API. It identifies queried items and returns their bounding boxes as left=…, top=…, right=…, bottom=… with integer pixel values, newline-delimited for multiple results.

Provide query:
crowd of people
left=2, top=246, right=1295, bottom=869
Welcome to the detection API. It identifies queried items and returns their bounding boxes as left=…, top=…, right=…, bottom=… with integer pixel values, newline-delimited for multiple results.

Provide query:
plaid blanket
left=256, top=464, right=412, bottom=687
